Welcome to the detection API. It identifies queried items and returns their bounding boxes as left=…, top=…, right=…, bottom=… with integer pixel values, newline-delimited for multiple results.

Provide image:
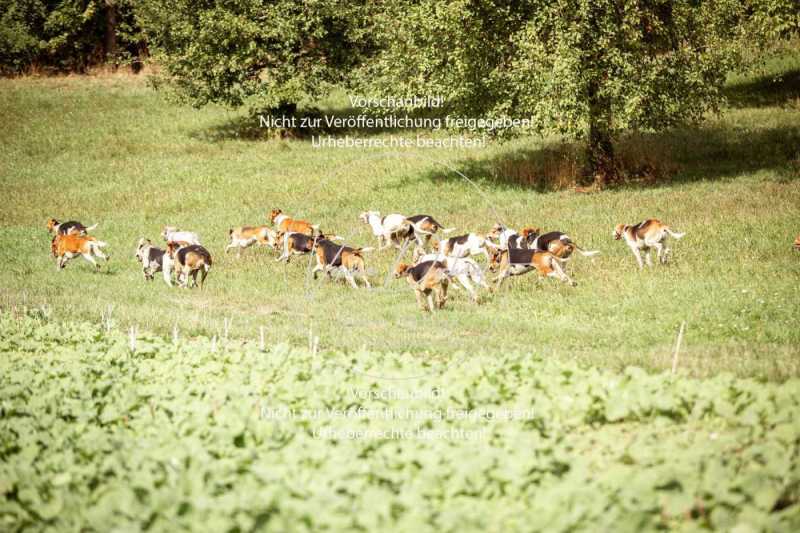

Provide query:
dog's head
left=520, top=227, right=540, bottom=241
left=487, top=249, right=505, bottom=273
left=166, top=241, right=185, bottom=258
left=394, top=263, right=412, bottom=278
left=135, top=238, right=151, bottom=261
left=47, top=218, right=59, bottom=232
left=486, top=223, right=506, bottom=240
left=613, top=224, right=625, bottom=240
left=269, top=209, right=282, bottom=223
left=358, top=211, right=378, bottom=224
left=161, top=226, right=178, bottom=240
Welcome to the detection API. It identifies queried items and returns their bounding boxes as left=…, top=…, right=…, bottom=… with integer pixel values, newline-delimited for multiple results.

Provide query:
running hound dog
left=53, top=234, right=109, bottom=270
left=135, top=238, right=166, bottom=281
left=226, top=225, right=277, bottom=257
left=417, top=253, right=489, bottom=302
left=270, top=209, right=318, bottom=237
left=437, top=233, right=495, bottom=260
left=359, top=211, right=454, bottom=252
left=489, top=248, right=576, bottom=290
left=47, top=218, right=98, bottom=236
left=313, top=238, right=373, bottom=288
left=528, top=230, right=600, bottom=259
left=48, top=219, right=99, bottom=257
left=165, top=242, right=212, bottom=288
left=399, top=214, right=455, bottom=251
left=487, top=223, right=524, bottom=250
left=394, top=261, right=451, bottom=312
left=614, top=219, right=685, bottom=269
left=359, top=211, right=411, bottom=250
left=275, top=232, right=342, bottom=262
left=162, top=226, right=201, bottom=245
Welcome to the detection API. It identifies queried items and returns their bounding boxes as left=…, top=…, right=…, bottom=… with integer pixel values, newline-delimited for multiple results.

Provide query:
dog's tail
left=574, top=245, right=600, bottom=257
left=665, top=227, right=685, bottom=239
left=356, top=246, right=375, bottom=253
left=440, top=227, right=456, bottom=234
left=92, top=240, right=108, bottom=248
left=311, top=224, right=320, bottom=232
left=85, top=223, right=98, bottom=232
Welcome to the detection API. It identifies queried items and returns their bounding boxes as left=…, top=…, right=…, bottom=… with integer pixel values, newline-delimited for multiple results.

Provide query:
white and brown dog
left=165, top=242, right=212, bottom=288
left=313, top=238, right=373, bottom=288
left=53, top=234, right=109, bottom=270
left=417, top=253, right=489, bottom=302
left=394, top=261, right=451, bottom=312
left=489, top=248, right=575, bottom=290
left=270, top=209, right=319, bottom=237
left=614, top=219, right=684, bottom=269
left=135, top=238, right=167, bottom=282
left=162, top=226, right=201, bottom=245
left=437, top=233, right=495, bottom=260
left=359, top=211, right=411, bottom=250
left=226, top=225, right=277, bottom=257
left=359, top=211, right=454, bottom=252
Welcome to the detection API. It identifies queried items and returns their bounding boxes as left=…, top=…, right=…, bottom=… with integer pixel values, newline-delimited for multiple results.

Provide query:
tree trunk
left=583, top=81, right=618, bottom=186
left=105, top=1, right=118, bottom=71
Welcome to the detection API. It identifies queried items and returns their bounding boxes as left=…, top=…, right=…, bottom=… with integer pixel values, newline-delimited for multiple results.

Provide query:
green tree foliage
left=361, top=0, right=800, bottom=184
left=136, top=0, right=374, bottom=109
left=0, top=0, right=145, bottom=74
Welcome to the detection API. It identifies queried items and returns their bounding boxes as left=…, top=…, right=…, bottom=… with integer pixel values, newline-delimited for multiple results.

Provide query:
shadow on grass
left=724, top=68, right=800, bottom=109
left=414, top=121, right=800, bottom=192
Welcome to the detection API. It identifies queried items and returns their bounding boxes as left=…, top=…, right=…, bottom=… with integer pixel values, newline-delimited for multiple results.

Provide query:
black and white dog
left=135, top=238, right=171, bottom=285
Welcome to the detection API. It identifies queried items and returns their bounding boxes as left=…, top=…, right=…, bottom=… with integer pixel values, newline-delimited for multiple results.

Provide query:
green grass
left=1, top=56, right=799, bottom=381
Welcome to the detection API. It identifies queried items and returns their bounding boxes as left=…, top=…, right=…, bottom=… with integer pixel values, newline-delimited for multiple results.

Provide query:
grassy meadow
left=1, top=54, right=799, bottom=380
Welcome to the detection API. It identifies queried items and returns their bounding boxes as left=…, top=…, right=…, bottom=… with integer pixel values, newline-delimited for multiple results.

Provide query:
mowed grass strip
left=1, top=57, right=799, bottom=380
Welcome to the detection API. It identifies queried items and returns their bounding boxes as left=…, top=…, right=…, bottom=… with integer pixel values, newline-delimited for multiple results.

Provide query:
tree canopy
left=360, top=0, right=800, bottom=182
left=136, top=0, right=373, bottom=109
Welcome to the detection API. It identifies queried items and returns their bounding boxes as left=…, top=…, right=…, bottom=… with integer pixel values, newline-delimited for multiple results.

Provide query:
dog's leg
left=645, top=247, right=653, bottom=267
left=631, top=246, right=644, bottom=269
left=459, top=275, right=477, bottom=302
left=360, top=269, right=371, bottom=289
left=81, top=253, right=99, bottom=269
left=655, top=241, right=666, bottom=264
left=427, top=293, right=436, bottom=313
left=552, top=260, right=577, bottom=286
left=345, top=270, right=359, bottom=289
left=439, top=282, right=448, bottom=308
left=414, top=289, right=427, bottom=311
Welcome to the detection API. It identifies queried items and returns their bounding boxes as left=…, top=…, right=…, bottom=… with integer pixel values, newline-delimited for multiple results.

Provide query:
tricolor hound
left=313, top=239, right=373, bottom=288
left=165, top=242, right=212, bottom=288
left=417, top=253, right=489, bottom=302
left=489, top=248, right=576, bottom=290
left=614, top=219, right=685, bottom=269
left=394, top=261, right=451, bottom=312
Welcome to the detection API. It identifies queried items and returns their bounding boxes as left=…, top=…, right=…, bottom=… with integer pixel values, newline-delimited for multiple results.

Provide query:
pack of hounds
left=50, top=211, right=789, bottom=313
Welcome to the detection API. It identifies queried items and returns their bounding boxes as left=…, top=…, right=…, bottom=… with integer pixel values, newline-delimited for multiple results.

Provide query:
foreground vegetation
left=1, top=52, right=799, bottom=380
left=0, top=313, right=798, bottom=530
